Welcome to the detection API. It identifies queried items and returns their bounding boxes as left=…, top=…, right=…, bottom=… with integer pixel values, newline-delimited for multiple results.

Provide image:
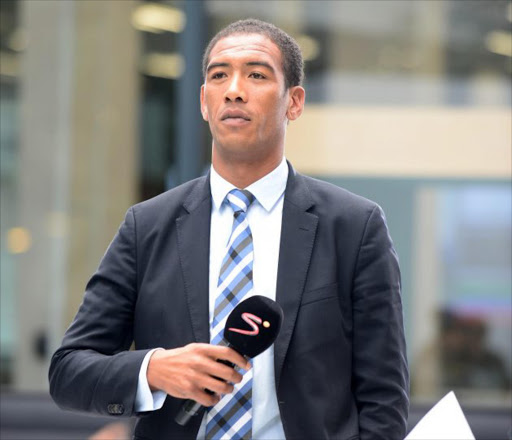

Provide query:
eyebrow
left=246, top=61, right=275, bottom=73
left=206, top=62, right=229, bottom=73
left=206, top=61, right=275, bottom=74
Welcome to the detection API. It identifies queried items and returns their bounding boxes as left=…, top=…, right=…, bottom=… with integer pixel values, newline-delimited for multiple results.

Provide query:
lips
left=220, top=109, right=251, bottom=121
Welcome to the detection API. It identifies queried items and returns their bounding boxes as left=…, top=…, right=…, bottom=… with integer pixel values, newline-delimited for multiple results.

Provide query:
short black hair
left=202, top=18, right=304, bottom=89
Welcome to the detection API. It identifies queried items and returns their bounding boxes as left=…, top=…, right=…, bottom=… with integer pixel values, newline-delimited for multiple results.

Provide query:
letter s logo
left=228, top=313, right=262, bottom=336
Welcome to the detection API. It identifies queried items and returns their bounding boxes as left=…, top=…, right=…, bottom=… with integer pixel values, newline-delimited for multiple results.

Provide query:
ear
left=286, top=86, right=305, bottom=121
left=200, top=84, right=209, bottom=121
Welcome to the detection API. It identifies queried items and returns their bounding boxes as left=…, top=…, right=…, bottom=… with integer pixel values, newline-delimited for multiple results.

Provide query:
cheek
left=204, top=92, right=220, bottom=116
left=267, top=101, right=289, bottom=128
left=262, top=96, right=286, bottom=119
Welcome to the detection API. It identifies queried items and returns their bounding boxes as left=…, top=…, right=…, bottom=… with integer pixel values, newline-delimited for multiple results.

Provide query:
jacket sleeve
left=49, top=207, right=152, bottom=417
left=351, top=205, right=410, bottom=439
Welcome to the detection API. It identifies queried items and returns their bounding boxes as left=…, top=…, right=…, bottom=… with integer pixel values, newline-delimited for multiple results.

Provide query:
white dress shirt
left=135, top=158, right=288, bottom=439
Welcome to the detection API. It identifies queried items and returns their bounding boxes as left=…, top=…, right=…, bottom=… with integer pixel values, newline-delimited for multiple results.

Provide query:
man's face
left=200, top=33, right=304, bottom=164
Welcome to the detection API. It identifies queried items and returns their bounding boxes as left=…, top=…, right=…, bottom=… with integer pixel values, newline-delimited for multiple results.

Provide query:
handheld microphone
left=174, top=295, right=283, bottom=426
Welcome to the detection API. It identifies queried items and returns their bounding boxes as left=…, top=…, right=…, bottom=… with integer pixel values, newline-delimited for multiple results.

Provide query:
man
left=50, top=19, right=409, bottom=439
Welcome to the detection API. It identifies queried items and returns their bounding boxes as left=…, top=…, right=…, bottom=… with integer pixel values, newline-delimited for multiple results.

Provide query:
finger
left=203, top=359, right=243, bottom=384
left=201, top=375, right=235, bottom=396
left=207, top=346, right=251, bottom=371
left=193, top=389, right=221, bottom=407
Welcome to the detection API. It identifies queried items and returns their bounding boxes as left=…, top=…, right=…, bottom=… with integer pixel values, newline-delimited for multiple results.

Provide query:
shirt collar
left=210, top=157, right=288, bottom=213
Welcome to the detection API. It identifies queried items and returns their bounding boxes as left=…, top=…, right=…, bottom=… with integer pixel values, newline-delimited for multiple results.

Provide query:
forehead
left=208, top=33, right=283, bottom=69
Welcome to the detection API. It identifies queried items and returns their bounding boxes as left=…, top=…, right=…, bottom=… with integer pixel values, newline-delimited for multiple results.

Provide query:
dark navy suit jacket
left=49, top=163, right=409, bottom=439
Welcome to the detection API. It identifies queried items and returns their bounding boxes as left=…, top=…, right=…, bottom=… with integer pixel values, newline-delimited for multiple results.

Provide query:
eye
left=249, top=72, right=266, bottom=80
left=211, top=72, right=226, bottom=80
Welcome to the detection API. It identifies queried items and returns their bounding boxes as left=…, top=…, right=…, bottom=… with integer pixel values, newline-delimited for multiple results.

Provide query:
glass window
left=413, top=185, right=511, bottom=404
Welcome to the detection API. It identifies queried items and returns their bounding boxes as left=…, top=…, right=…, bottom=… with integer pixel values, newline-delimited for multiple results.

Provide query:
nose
left=224, top=74, right=247, bottom=103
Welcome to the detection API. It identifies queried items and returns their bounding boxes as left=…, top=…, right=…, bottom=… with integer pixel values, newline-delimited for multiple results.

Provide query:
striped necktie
left=206, top=188, right=255, bottom=440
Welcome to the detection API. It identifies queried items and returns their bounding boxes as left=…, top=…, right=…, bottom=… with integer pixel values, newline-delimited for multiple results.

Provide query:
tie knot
left=226, top=188, right=255, bottom=213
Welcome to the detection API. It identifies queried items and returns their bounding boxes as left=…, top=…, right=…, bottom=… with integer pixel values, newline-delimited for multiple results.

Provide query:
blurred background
left=0, top=0, right=510, bottom=438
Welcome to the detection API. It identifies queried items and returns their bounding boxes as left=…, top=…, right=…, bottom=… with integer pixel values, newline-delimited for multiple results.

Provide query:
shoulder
left=298, top=173, right=379, bottom=216
left=129, top=175, right=209, bottom=224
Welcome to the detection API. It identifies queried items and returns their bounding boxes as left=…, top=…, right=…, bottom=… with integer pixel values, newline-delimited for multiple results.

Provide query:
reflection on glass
left=413, top=186, right=512, bottom=405
left=440, top=310, right=510, bottom=391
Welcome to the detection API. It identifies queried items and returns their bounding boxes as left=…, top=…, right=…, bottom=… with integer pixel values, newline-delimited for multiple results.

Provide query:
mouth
left=221, top=114, right=251, bottom=127
left=221, top=110, right=251, bottom=122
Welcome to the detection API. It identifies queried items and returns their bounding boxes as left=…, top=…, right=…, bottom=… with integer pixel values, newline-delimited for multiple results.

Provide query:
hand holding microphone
left=145, top=296, right=283, bottom=421
left=146, top=343, right=249, bottom=407
left=174, top=296, right=284, bottom=425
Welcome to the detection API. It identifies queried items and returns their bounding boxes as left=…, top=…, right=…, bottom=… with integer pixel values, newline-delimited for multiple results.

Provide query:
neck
left=212, top=150, right=283, bottom=188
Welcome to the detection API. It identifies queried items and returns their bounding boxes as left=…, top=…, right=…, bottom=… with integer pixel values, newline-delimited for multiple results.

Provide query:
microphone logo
left=228, top=313, right=262, bottom=336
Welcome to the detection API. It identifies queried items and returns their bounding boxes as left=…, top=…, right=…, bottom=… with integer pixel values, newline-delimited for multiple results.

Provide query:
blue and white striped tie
left=206, top=188, right=255, bottom=440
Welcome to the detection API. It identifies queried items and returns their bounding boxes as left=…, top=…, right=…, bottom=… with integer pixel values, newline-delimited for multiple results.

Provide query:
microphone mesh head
left=224, top=296, right=283, bottom=358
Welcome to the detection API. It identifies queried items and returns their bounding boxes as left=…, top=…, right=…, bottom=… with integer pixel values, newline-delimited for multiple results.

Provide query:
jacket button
left=107, top=403, right=124, bottom=415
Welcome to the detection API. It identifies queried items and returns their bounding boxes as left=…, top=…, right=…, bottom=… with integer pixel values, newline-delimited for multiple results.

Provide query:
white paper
left=405, top=391, right=475, bottom=440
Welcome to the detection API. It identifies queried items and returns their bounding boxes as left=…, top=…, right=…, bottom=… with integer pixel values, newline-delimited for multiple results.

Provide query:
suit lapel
left=274, top=163, right=318, bottom=389
left=174, top=166, right=318, bottom=382
left=176, top=175, right=211, bottom=344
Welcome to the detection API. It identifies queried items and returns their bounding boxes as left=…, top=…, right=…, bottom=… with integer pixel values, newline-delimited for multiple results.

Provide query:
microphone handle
left=174, top=358, right=236, bottom=426
left=174, top=399, right=204, bottom=426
